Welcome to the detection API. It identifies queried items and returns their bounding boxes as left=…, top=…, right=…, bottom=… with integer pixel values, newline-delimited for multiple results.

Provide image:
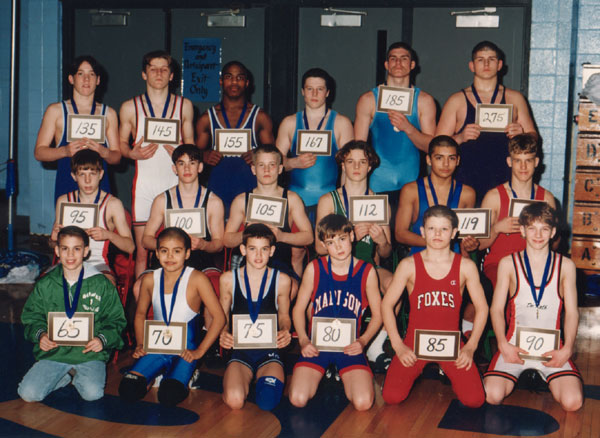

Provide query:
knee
left=78, top=382, right=104, bottom=401
left=119, top=373, right=148, bottom=402
left=158, top=378, right=189, bottom=406
left=289, top=387, right=309, bottom=408
left=352, top=392, right=374, bottom=411
left=255, top=376, right=284, bottom=411
left=18, top=381, right=45, bottom=403
left=461, top=391, right=485, bottom=409
left=559, top=393, right=583, bottom=412
left=223, top=389, right=246, bottom=410
left=484, top=388, right=505, bottom=405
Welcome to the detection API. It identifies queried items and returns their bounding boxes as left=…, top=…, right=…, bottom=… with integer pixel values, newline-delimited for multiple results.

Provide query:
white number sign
left=165, top=208, right=206, bottom=238
left=48, top=312, right=94, bottom=346
left=143, top=321, right=187, bottom=355
left=67, top=114, right=106, bottom=143
left=144, top=117, right=181, bottom=145
left=475, top=104, right=513, bottom=132
left=414, top=329, right=460, bottom=361
left=232, top=314, right=277, bottom=349
left=349, top=195, right=389, bottom=225
left=215, top=129, right=251, bottom=155
left=246, top=194, right=287, bottom=228
left=453, top=208, right=491, bottom=238
left=516, top=327, right=560, bottom=361
left=59, top=202, right=99, bottom=229
left=296, top=130, right=332, bottom=156
left=311, top=317, right=356, bottom=352
left=377, top=85, right=414, bottom=115
left=508, top=199, right=546, bottom=218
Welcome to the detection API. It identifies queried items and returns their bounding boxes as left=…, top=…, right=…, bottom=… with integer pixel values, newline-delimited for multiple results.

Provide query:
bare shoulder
left=190, top=268, right=211, bottom=285
left=278, top=114, right=296, bottom=132
left=44, top=101, right=63, bottom=116
left=542, top=188, right=557, bottom=207
left=334, top=112, right=352, bottom=126
left=140, top=270, right=155, bottom=290
left=459, top=256, right=479, bottom=275
left=208, top=191, right=225, bottom=208
left=481, top=186, right=500, bottom=208
left=277, top=270, right=292, bottom=288
left=357, top=89, right=375, bottom=106
left=417, top=89, right=435, bottom=105
left=397, top=255, right=416, bottom=275
left=107, top=194, right=126, bottom=211
left=220, top=270, right=233, bottom=285
left=560, top=255, right=576, bottom=274
left=441, top=90, right=466, bottom=110
left=119, top=98, right=136, bottom=119
left=504, top=87, right=527, bottom=104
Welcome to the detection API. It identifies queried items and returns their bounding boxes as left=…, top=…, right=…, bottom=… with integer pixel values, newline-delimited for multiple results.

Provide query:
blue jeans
left=18, top=359, right=106, bottom=402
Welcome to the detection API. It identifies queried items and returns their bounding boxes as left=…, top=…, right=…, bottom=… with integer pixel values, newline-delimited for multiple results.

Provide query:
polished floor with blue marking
left=1, top=321, right=598, bottom=437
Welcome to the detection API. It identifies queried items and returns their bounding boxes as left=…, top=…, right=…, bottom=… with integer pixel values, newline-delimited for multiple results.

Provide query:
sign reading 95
left=414, top=329, right=460, bottom=361
left=232, top=314, right=277, bottom=349
left=296, top=130, right=332, bottom=156
left=376, top=85, right=414, bottom=115
left=453, top=208, right=491, bottom=238
left=516, top=327, right=560, bottom=361
left=349, top=195, right=389, bottom=225
left=144, top=117, right=181, bottom=145
left=246, top=194, right=287, bottom=228
left=215, top=129, right=251, bottom=155
left=475, top=104, right=513, bottom=132
left=59, top=202, right=99, bottom=229
left=67, top=114, right=106, bottom=143
left=311, top=317, right=356, bottom=352
left=143, top=321, right=187, bottom=355
left=165, top=208, right=206, bottom=238
left=47, top=312, right=94, bottom=346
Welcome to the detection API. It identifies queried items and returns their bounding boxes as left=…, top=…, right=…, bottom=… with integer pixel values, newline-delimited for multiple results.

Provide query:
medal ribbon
left=523, top=250, right=552, bottom=311
left=427, top=176, right=455, bottom=206
left=144, top=92, right=171, bottom=118
left=509, top=180, right=535, bottom=200
left=77, top=189, right=101, bottom=204
left=341, top=185, right=369, bottom=217
left=70, top=99, right=96, bottom=116
left=327, top=255, right=354, bottom=318
left=303, top=108, right=328, bottom=131
left=243, top=266, right=269, bottom=323
left=471, top=82, right=499, bottom=105
left=159, top=268, right=186, bottom=326
left=62, top=267, right=84, bottom=319
left=221, top=101, right=248, bottom=129
left=175, top=186, right=201, bottom=209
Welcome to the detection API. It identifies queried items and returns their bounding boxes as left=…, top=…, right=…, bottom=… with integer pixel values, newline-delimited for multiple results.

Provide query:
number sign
left=246, top=194, right=287, bottom=228
left=349, top=195, right=389, bottom=225
left=516, top=327, right=560, bottom=361
left=475, top=104, right=513, bottom=132
left=508, top=199, right=546, bottom=219
left=376, top=85, right=414, bottom=115
left=453, top=208, right=491, bottom=238
left=59, top=202, right=99, bottom=229
left=143, top=321, right=187, bottom=355
left=296, top=130, right=332, bottom=156
left=48, top=312, right=94, bottom=346
left=414, top=329, right=460, bottom=361
left=232, top=314, right=277, bottom=349
left=165, top=208, right=206, bottom=238
left=215, top=129, right=251, bottom=155
left=311, top=317, right=356, bottom=352
left=67, top=114, right=105, bottom=143
left=144, top=117, right=181, bottom=145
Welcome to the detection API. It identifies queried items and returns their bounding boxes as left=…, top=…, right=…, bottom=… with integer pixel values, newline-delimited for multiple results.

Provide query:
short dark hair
left=422, top=205, right=459, bottom=230
left=156, top=227, right=191, bottom=251
left=221, top=61, right=249, bottom=78
left=471, top=41, right=503, bottom=61
left=70, top=149, right=103, bottom=174
left=386, top=42, right=416, bottom=61
left=428, top=135, right=459, bottom=157
left=508, top=133, right=538, bottom=156
left=335, top=140, right=380, bottom=169
left=242, top=223, right=276, bottom=246
left=142, top=50, right=173, bottom=72
left=69, top=55, right=101, bottom=77
left=171, top=144, right=203, bottom=164
left=316, top=214, right=353, bottom=242
left=301, top=68, right=332, bottom=90
left=252, top=144, right=283, bottom=166
left=58, top=226, right=90, bottom=247
left=518, top=202, right=558, bottom=229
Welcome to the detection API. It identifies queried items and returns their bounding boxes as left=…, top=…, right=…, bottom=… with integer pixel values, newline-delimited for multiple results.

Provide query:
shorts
left=485, top=350, right=582, bottom=384
left=294, top=351, right=372, bottom=376
left=130, top=353, right=197, bottom=386
left=229, top=349, right=282, bottom=374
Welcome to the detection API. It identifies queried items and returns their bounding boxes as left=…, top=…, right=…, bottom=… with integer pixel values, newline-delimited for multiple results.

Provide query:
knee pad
left=255, top=376, right=284, bottom=411
left=119, top=373, right=148, bottom=402
left=158, top=378, right=189, bottom=406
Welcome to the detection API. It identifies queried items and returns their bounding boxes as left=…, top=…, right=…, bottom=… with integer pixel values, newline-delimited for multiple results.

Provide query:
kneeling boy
left=19, top=226, right=126, bottom=402
left=288, top=214, right=382, bottom=411
left=382, top=206, right=488, bottom=408
left=119, top=228, right=225, bottom=406
left=219, top=224, right=292, bottom=410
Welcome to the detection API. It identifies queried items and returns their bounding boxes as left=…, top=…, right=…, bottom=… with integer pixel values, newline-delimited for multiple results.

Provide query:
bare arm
left=293, top=262, right=318, bottom=357
left=218, top=272, right=234, bottom=349
left=256, top=110, right=275, bottom=144
left=354, top=91, right=375, bottom=141
left=142, top=194, right=166, bottom=250
left=276, top=115, right=317, bottom=172
left=477, top=188, right=518, bottom=250
left=504, top=89, right=537, bottom=139
left=51, top=195, right=68, bottom=243
left=315, top=193, right=335, bottom=255
left=404, top=91, right=437, bottom=152
left=276, top=272, right=292, bottom=349
left=436, top=92, right=481, bottom=145
left=103, top=198, right=135, bottom=253
left=394, top=183, right=425, bottom=248
left=132, top=273, right=153, bottom=357
left=277, top=192, right=313, bottom=247
left=118, top=100, right=136, bottom=160
left=334, top=114, right=355, bottom=148
left=181, top=98, right=195, bottom=144
left=196, top=194, right=224, bottom=253
left=34, top=103, right=88, bottom=162
left=223, top=194, right=246, bottom=248
left=357, top=266, right=382, bottom=347
left=101, top=106, right=122, bottom=164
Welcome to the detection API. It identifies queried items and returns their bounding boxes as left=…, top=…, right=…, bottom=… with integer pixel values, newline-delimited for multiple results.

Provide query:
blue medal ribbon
left=62, top=267, right=84, bottom=319
left=243, top=266, right=269, bottom=323
left=327, top=255, right=354, bottom=318
left=175, top=186, right=201, bottom=209
left=471, top=82, right=499, bottom=105
left=341, top=185, right=369, bottom=218
left=303, top=108, right=328, bottom=130
left=427, top=176, right=454, bottom=206
left=523, top=250, right=552, bottom=317
left=221, top=101, right=248, bottom=129
left=159, top=268, right=186, bottom=326
left=70, top=99, right=96, bottom=116
left=509, top=180, right=535, bottom=200
left=77, top=189, right=101, bottom=204
left=144, top=92, right=171, bottom=118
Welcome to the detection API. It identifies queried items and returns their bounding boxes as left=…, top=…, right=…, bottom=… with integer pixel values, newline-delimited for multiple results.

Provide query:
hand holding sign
left=67, top=114, right=106, bottom=144
left=475, top=104, right=513, bottom=132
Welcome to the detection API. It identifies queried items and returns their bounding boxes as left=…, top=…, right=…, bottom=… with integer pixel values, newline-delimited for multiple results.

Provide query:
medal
left=144, top=92, right=171, bottom=118
left=176, top=185, right=202, bottom=209
left=243, top=266, right=269, bottom=323
left=523, top=250, right=552, bottom=319
left=159, top=268, right=186, bottom=327
left=427, top=176, right=455, bottom=206
left=303, top=108, right=328, bottom=131
left=221, top=100, right=248, bottom=129
left=62, top=267, right=84, bottom=319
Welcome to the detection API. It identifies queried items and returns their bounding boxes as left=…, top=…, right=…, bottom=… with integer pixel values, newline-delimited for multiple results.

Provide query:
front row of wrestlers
left=18, top=136, right=582, bottom=413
